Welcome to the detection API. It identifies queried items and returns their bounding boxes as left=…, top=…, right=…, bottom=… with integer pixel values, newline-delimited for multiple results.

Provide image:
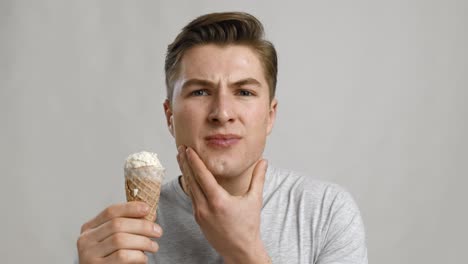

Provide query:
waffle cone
left=124, top=166, right=163, bottom=222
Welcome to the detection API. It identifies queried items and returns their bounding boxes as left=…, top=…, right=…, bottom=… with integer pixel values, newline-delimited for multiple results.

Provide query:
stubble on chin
left=205, top=157, right=229, bottom=178
left=196, top=148, right=244, bottom=179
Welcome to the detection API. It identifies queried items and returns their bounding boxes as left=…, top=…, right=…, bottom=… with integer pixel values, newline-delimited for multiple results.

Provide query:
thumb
left=247, top=159, right=268, bottom=198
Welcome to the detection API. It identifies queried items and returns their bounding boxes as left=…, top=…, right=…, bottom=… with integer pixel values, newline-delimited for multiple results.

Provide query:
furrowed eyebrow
left=181, top=79, right=214, bottom=90
left=232, top=78, right=261, bottom=87
left=181, top=78, right=262, bottom=90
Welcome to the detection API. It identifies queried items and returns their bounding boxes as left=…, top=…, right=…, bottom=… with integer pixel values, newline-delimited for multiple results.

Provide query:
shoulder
left=266, top=166, right=364, bottom=225
left=266, top=166, right=355, bottom=205
left=267, top=167, right=368, bottom=262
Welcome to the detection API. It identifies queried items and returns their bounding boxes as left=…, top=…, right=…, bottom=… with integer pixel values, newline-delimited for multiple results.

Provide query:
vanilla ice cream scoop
left=124, top=151, right=164, bottom=170
left=124, top=151, right=165, bottom=222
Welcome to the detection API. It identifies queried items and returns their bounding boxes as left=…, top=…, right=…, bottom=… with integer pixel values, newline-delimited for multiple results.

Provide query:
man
left=77, top=12, right=368, bottom=263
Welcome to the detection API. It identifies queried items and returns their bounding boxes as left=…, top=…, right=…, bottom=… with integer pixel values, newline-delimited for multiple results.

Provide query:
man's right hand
left=77, top=201, right=163, bottom=264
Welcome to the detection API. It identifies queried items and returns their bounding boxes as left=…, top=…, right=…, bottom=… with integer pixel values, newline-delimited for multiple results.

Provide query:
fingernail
left=141, top=204, right=150, bottom=213
left=154, top=225, right=162, bottom=235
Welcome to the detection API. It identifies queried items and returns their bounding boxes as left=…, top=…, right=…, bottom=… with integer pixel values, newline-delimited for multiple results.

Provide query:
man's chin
left=205, top=159, right=233, bottom=178
left=197, top=150, right=246, bottom=179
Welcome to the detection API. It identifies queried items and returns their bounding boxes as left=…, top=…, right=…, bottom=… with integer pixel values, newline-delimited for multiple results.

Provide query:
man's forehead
left=183, top=45, right=260, bottom=68
left=178, top=44, right=266, bottom=83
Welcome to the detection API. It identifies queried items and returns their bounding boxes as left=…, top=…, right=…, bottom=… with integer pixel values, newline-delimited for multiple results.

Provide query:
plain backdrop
left=1, top=0, right=467, bottom=263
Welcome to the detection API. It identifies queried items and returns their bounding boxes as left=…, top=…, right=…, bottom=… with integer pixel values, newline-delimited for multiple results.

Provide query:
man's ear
left=267, top=98, right=278, bottom=135
left=163, top=99, right=175, bottom=137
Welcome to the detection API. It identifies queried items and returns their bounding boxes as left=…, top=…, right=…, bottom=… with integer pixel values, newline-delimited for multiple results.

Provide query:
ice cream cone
left=124, top=152, right=165, bottom=222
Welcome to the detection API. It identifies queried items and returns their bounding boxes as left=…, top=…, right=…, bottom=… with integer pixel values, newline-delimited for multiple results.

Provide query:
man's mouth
left=205, top=134, right=242, bottom=148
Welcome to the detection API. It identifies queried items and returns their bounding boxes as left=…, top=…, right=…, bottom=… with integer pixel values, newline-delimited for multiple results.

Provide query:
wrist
left=223, top=240, right=271, bottom=264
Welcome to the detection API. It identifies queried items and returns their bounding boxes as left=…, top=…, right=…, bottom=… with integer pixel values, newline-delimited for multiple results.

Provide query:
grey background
left=1, top=0, right=466, bottom=263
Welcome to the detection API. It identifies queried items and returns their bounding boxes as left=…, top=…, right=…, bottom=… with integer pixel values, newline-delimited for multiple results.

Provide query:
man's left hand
left=177, top=146, right=271, bottom=264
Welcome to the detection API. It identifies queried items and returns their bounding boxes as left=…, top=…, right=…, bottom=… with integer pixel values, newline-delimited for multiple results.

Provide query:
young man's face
left=164, top=44, right=277, bottom=179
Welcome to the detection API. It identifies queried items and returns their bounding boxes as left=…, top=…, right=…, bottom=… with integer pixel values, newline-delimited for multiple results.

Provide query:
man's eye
left=191, top=90, right=208, bottom=96
left=238, top=90, right=253, bottom=96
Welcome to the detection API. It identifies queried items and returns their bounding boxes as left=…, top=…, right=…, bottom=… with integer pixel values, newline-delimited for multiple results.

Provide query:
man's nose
left=208, top=93, right=235, bottom=124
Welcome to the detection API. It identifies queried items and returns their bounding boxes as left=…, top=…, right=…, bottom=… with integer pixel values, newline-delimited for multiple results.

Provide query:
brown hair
left=165, top=12, right=278, bottom=102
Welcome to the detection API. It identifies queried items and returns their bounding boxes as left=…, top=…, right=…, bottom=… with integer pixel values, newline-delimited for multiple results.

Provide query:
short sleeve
left=316, top=186, right=368, bottom=264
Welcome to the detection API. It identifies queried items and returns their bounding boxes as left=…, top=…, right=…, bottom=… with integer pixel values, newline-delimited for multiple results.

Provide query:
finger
left=91, top=232, right=158, bottom=258
left=82, top=202, right=150, bottom=232
left=90, top=218, right=162, bottom=243
left=247, top=159, right=268, bottom=198
left=104, top=249, right=148, bottom=264
left=185, top=147, right=225, bottom=200
left=180, top=147, right=207, bottom=204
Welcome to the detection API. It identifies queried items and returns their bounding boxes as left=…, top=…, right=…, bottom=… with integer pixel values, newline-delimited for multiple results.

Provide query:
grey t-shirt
left=150, top=166, right=368, bottom=263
